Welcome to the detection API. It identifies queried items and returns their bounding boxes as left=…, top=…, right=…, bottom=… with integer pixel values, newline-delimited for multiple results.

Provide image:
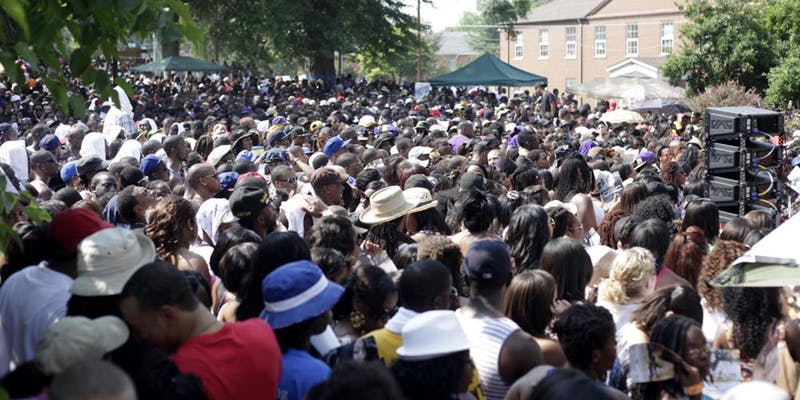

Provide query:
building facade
left=435, top=31, right=481, bottom=73
left=500, top=0, right=686, bottom=93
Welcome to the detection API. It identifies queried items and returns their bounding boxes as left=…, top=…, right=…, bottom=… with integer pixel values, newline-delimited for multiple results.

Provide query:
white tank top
left=455, top=310, right=521, bottom=400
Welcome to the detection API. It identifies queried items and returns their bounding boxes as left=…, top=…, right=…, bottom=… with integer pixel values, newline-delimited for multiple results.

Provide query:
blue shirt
left=277, top=348, right=330, bottom=400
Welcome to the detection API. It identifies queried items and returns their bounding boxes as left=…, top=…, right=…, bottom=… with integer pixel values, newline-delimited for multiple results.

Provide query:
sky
left=403, top=0, right=478, bottom=32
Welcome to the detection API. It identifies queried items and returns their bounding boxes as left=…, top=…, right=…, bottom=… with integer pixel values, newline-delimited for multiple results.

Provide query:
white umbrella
left=599, top=109, right=645, bottom=124
left=568, top=77, right=685, bottom=99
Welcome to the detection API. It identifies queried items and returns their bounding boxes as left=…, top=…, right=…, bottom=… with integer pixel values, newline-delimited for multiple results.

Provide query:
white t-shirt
left=0, top=262, right=72, bottom=374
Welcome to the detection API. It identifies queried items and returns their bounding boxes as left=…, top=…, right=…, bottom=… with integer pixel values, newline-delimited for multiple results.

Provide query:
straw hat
left=359, top=186, right=416, bottom=225
left=403, top=187, right=438, bottom=214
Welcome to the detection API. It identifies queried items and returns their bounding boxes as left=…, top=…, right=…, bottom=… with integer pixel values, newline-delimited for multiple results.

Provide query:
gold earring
left=350, top=310, right=365, bottom=331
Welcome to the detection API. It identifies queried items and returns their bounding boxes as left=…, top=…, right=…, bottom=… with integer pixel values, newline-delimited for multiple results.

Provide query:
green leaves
left=1, top=0, right=30, bottom=39
left=663, top=0, right=773, bottom=96
left=0, top=0, right=200, bottom=117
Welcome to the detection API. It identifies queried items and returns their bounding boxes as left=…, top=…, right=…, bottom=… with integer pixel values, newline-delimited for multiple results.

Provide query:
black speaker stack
left=704, top=106, right=784, bottom=225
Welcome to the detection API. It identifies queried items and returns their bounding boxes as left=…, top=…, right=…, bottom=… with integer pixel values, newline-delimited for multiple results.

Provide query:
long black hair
left=236, top=231, right=311, bottom=321
left=540, top=238, right=593, bottom=302
left=722, top=286, right=783, bottom=360
left=505, top=204, right=550, bottom=272
left=554, top=153, right=592, bottom=202
left=365, top=217, right=414, bottom=260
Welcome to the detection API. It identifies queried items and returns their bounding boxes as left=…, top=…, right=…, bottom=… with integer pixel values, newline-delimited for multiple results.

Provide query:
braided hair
left=722, top=286, right=783, bottom=360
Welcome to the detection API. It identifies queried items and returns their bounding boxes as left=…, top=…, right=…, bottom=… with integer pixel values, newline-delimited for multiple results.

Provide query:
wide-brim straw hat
left=403, top=187, right=439, bottom=214
left=359, top=185, right=417, bottom=225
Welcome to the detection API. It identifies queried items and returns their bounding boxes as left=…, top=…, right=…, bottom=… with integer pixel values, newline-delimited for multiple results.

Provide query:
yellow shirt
left=359, top=328, right=486, bottom=400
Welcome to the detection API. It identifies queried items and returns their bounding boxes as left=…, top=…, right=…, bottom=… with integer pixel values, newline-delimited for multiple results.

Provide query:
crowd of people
left=0, top=64, right=799, bottom=400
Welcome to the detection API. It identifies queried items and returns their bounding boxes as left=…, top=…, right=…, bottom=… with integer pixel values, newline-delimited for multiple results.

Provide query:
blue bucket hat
left=139, top=154, right=163, bottom=177
left=260, top=260, right=344, bottom=329
left=60, top=161, right=78, bottom=182
left=322, top=136, right=351, bottom=157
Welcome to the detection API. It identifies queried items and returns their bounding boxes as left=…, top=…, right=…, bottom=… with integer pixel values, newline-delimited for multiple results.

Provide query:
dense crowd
left=0, top=65, right=798, bottom=400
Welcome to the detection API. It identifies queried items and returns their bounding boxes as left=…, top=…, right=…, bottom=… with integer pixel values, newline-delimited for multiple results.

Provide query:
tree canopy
left=0, top=0, right=201, bottom=116
left=191, top=0, right=422, bottom=83
left=663, top=0, right=800, bottom=105
left=460, top=0, right=547, bottom=56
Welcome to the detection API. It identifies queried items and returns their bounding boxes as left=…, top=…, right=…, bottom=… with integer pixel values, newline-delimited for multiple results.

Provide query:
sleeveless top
left=456, top=310, right=521, bottom=400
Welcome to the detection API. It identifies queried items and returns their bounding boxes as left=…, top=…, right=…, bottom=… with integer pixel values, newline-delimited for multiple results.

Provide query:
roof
left=436, top=32, right=480, bottom=56
left=428, top=53, right=547, bottom=87
left=520, top=0, right=609, bottom=24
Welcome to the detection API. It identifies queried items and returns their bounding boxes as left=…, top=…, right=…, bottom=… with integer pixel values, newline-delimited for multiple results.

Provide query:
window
left=661, top=22, right=674, bottom=55
left=565, top=78, right=577, bottom=91
left=565, top=27, right=576, bottom=58
left=626, top=24, right=639, bottom=56
left=514, top=33, right=524, bottom=59
left=594, top=25, right=606, bottom=58
left=539, top=29, right=549, bottom=58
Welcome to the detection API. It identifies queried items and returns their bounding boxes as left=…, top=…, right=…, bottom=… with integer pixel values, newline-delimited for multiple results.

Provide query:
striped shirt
left=456, top=310, right=521, bottom=400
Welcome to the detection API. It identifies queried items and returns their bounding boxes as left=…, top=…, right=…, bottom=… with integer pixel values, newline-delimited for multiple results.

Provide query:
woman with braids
left=598, top=182, right=648, bottom=247
left=698, top=240, right=747, bottom=341
left=504, top=204, right=551, bottom=272
left=663, top=226, right=708, bottom=289
left=331, top=265, right=398, bottom=344
left=608, top=285, right=703, bottom=394
left=631, top=315, right=710, bottom=400
left=144, top=196, right=210, bottom=284
left=714, top=287, right=800, bottom=386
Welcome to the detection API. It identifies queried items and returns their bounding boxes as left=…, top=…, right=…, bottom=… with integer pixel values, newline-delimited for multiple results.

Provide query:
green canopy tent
left=131, top=56, right=228, bottom=73
left=427, top=53, right=547, bottom=87
left=711, top=212, right=800, bottom=287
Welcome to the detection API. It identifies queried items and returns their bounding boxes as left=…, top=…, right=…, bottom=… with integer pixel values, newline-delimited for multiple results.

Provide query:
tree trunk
left=162, top=40, right=180, bottom=58
left=162, top=13, right=180, bottom=57
left=310, top=51, right=336, bottom=91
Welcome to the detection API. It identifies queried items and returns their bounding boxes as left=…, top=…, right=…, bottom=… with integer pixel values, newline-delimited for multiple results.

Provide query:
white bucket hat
left=359, top=185, right=416, bottom=225
left=35, top=316, right=129, bottom=374
left=71, top=228, right=156, bottom=296
left=544, top=200, right=578, bottom=215
left=397, top=310, right=470, bottom=361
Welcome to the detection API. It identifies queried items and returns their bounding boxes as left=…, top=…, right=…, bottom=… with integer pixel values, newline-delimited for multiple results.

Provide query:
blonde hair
left=599, top=247, right=655, bottom=304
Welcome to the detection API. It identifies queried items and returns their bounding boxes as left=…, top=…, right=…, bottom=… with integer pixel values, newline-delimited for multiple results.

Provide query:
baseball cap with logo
left=229, top=186, right=270, bottom=218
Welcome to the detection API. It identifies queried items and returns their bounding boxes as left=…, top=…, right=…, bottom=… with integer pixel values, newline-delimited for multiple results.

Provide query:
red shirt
left=174, top=319, right=281, bottom=400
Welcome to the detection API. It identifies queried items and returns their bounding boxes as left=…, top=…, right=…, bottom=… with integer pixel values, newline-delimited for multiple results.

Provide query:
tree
left=0, top=0, right=201, bottom=116
left=356, top=27, right=442, bottom=82
left=188, top=0, right=274, bottom=67
left=190, top=0, right=420, bottom=86
left=461, top=0, right=547, bottom=57
left=763, top=0, right=800, bottom=106
left=662, top=0, right=775, bottom=96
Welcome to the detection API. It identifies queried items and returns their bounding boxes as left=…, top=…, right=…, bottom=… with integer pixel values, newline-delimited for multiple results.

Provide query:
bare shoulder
left=535, top=337, right=567, bottom=368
